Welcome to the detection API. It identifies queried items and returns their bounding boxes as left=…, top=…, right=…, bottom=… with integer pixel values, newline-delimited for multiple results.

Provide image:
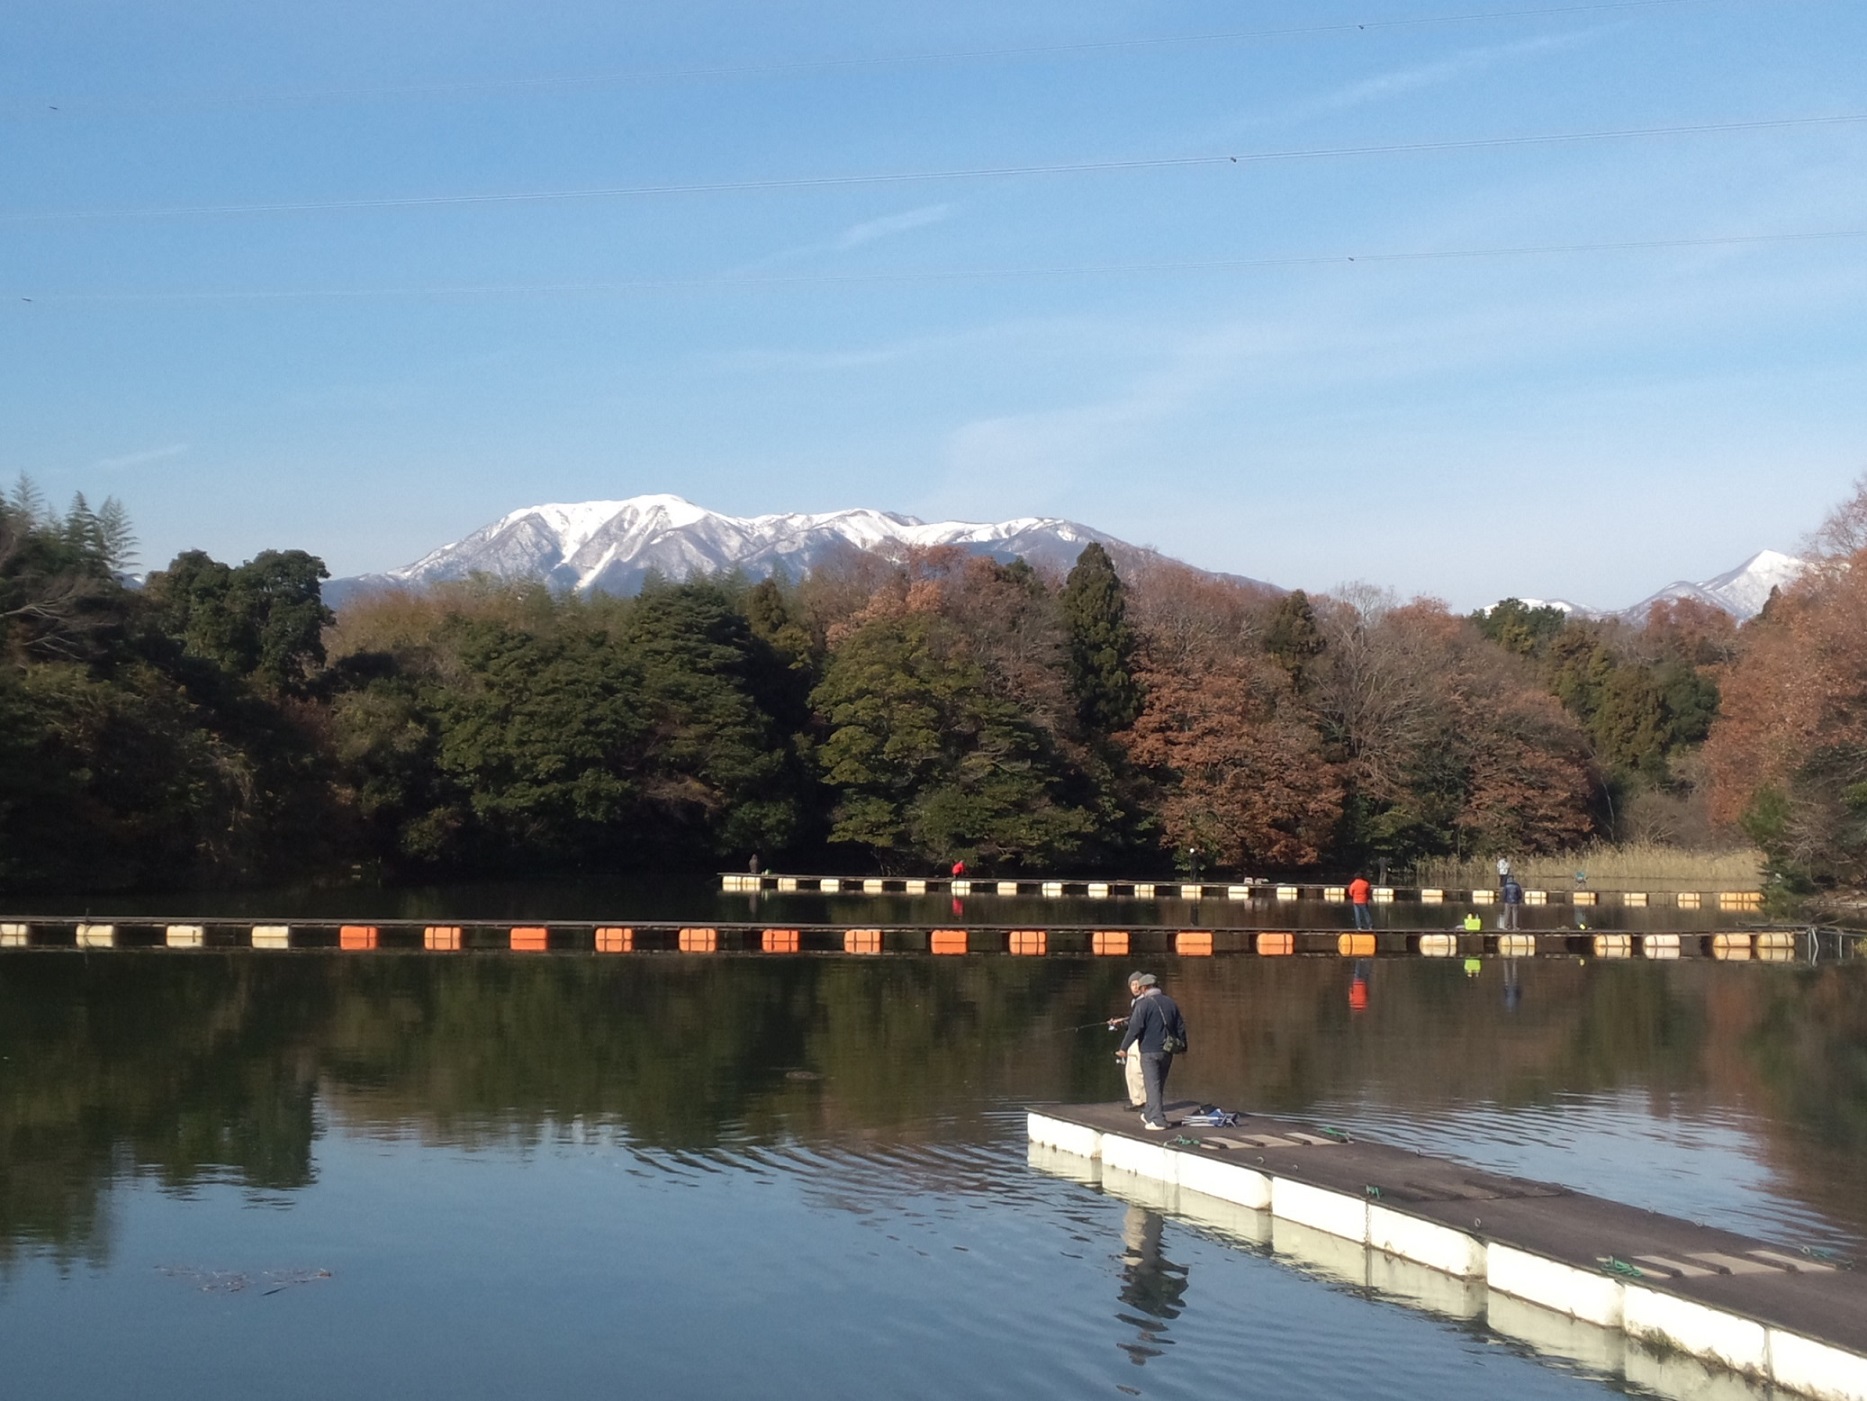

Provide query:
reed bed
left=1414, top=843, right=1763, bottom=893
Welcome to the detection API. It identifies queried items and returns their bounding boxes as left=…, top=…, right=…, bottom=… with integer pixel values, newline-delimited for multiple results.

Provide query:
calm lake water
left=1, top=948, right=1861, bottom=1400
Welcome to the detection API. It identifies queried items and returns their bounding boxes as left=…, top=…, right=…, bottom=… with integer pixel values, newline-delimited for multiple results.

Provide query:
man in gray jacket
left=1114, top=972, right=1188, bottom=1131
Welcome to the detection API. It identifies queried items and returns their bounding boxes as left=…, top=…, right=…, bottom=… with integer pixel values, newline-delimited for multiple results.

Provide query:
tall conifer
left=1061, top=543, right=1141, bottom=732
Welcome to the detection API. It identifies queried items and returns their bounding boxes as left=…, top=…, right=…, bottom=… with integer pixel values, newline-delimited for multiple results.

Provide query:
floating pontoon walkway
left=1028, top=1103, right=1866, bottom=1401
left=723, top=872, right=1765, bottom=910
left=0, top=918, right=1841, bottom=960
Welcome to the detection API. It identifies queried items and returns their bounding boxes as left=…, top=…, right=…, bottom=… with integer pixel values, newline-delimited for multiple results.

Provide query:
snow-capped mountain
left=327, top=493, right=1801, bottom=623
left=328, top=494, right=1221, bottom=603
left=1622, top=549, right=1807, bottom=622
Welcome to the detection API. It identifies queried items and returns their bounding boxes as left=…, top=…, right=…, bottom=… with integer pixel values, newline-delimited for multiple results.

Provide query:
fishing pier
left=1030, top=1103, right=1867, bottom=1401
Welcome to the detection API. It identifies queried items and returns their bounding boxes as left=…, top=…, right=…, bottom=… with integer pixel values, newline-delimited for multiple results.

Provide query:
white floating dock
left=1028, top=1104, right=1866, bottom=1401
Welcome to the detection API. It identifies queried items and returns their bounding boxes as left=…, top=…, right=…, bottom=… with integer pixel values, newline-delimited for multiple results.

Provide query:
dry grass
left=1415, top=842, right=1763, bottom=893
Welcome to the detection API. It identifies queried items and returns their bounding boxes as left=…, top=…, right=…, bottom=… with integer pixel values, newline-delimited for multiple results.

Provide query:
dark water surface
left=1, top=952, right=1862, bottom=1399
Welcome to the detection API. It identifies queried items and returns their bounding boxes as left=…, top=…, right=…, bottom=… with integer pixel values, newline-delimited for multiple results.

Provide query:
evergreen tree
left=1473, top=598, right=1569, bottom=656
left=147, top=548, right=333, bottom=692
left=1263, top=589, right=1325, bottom=685
left=812, top=611, right=1097, bottom=868
left=1060, top=543, right=1141, bottom=732
left=622, top=579, right=807, bottom=859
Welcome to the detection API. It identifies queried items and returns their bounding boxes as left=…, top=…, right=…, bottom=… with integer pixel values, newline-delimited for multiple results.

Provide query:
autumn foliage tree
left=1705, top=478, right=1867, bottom=889
left=1122, top=649, right=1341, bottom=872
left=1315, top=593, right=1595, bottom=864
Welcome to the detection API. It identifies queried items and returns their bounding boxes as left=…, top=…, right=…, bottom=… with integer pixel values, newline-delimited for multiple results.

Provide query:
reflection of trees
left=1115, top=1205, right=1188, bottom=1364
left=0, top=958, right=324, bottom=1268
left=2, top=954, right=1863, bottom=1269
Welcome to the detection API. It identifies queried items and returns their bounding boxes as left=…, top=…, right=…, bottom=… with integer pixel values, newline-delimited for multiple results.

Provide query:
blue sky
left=3, top=0, right=1864, bottom=609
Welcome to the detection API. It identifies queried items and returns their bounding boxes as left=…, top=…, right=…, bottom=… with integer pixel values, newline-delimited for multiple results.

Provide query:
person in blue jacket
left=1115, top=972, right=1189, bottom=1131
left=1501, top=875, right=1525, bottom=930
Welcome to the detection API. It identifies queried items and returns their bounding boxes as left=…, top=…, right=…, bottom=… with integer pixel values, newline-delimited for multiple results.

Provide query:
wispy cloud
left=833, top=204, right=953, bottom=250
left=1279, top=30, right=1602, bottom=125
left=722, top=203, right=957, bottom=277
left=93, top=442, right=187, bottom=470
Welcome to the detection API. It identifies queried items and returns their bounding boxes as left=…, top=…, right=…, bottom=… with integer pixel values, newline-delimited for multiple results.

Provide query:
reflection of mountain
left=2, top=955, right=1862, bottom=1269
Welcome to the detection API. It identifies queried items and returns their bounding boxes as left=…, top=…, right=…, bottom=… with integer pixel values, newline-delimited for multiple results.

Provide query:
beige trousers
left=1123, top=1050, right=1146, bottom=1107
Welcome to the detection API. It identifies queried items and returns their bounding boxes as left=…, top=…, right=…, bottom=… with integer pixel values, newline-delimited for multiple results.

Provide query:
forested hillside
left=4, top=475, right=1862, bottom=897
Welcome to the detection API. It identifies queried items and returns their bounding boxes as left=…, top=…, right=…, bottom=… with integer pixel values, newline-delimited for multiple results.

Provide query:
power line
left=13, top=1, right=1743, bottom=117
left=8, top=112, right=1864, bottom=224
left=16, top=228, right=1865, bottom=303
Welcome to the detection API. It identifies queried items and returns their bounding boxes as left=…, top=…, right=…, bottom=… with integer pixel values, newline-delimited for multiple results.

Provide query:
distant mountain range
left=1520, top=549, right=1806, bottom=623
left=326, top=494, right=1273, bottom=605
left=326, top=494, right=1805, bottom=622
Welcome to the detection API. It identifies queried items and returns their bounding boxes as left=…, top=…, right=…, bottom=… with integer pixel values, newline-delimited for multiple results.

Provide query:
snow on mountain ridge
left=333, top=493, right=1801, bottom=622
left=1623, top=548, right=1807, bottom=622
left=332, top=494, right=1187, bottom=604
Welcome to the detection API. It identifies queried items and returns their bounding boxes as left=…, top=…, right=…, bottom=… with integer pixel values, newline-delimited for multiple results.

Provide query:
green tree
left=146, top=548, right=333, bottom=692
left=1060, top=542, right=1141, bottom=731
left=1473, top=598, right=1569, bottom=657
left=812, top=611, right=1097, bottom=868
left=431, top=618, right=651, bottom=867
left=622, top=579, right=807, bottom=859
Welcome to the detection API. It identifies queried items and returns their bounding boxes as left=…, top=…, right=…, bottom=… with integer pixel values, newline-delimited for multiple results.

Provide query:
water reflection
left=1115, top=1206, right=1190, bottom=1364
left=0, top=952, right=1863, bottom=1273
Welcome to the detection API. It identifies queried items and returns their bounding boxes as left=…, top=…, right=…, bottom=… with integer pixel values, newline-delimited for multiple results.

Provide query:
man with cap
left=1109, top=972, right=1188, bottom=1130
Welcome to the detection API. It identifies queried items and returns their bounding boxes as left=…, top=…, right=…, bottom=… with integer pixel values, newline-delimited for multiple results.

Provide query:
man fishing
left=1107, top=972, right=1188, bottom=1131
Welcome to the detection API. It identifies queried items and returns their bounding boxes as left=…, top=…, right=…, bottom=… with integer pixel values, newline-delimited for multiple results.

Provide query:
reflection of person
left=1347, top=873, right=1374, bottom=931
left=1115, top=1205, right=1189, bottom=1366
left=1348, top=958, right=1371, bottom=1012
left=1116, top=972, right=1187, bottom=1131
left=1501, top=876, right=1524, bottom=930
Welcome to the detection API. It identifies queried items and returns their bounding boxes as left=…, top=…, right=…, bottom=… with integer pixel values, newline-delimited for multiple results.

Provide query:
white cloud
left=93, top=442, right=188, bottom=470
left=722, top=203, right=958, bottom=278
left=1294, top=31, right=1597, bottom=121
left=833, top=204, right=953, bottom=249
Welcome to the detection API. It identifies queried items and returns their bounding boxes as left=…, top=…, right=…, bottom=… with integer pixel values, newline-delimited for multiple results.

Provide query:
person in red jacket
left=1347, top=873, right=1374, bottom=931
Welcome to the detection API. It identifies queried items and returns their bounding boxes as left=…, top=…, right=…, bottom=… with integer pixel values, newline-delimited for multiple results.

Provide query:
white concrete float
left=0, top=922, right=28, bottom=948
left=1026, top=1112, right=1867, bottom=1401
left=165, top=924, right=204, bottom=949
left=251, top=924, right=291, bottom=950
